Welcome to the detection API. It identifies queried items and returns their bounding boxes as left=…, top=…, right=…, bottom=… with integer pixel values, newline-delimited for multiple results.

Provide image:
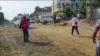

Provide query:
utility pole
left=60, top=0, right=63, bottom=11
left=53, top=0, right=54, bottom=15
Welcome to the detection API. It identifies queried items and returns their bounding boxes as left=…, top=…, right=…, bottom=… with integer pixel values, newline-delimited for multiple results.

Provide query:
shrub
left=62, top=8, right=74, bottom=17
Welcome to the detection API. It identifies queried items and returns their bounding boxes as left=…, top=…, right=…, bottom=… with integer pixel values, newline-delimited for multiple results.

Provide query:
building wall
left=71, top=0, right=79, bottom=12
left=52, top=0, right=71, bottom=14
left=55, top=0, right=71, bottom=10
left=52, top=0, right=85, bottom=13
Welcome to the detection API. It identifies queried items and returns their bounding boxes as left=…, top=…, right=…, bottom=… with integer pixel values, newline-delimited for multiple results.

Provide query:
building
left=71, top=0, right=79, bottom=12
left=52, top=0, right=71, bottom=14
left=52, top=0, right=81, bottom=14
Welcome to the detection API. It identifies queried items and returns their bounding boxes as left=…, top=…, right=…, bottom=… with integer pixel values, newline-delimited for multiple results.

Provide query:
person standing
left=53, top=14, right=57, bottom=26
left=20, top=15, right=29, bottom=42
left=70, top=15, right=80, bottom=36
left=93, top=20, right=100, bottom=56
left=56, top=16, right=61, bottom=23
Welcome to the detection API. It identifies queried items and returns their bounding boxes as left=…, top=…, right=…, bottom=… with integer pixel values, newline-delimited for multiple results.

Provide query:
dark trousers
left=71, top=26, right=80, bottom=35
left=22, top=29, right=29, bottom=42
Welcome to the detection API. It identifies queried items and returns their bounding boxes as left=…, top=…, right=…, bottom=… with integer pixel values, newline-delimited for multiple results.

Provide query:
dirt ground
left=0, top=22, right=96, bottom=56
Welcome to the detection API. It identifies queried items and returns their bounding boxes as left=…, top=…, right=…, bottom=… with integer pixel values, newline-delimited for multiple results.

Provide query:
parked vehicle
left=38, top=15, right=53, bottom=24
left=13, top=19, right=21, bottom=28
left=29, top=17, right=35, bottom=23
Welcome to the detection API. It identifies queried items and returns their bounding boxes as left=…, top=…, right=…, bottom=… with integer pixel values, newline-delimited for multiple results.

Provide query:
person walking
left=70, top=14, right=80, bottom=36
left=20, top=15, right=29, bottom=42
left=93, top=19, right=100, bottom=56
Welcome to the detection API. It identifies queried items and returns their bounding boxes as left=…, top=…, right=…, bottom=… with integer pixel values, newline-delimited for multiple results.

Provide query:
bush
left=53, top=10, right=62, bottom=16
left=0, top=12, right=4, bottom=25
left=54, top=8, right=73, bottom=17
left=62, top=8, right=74, bottom=17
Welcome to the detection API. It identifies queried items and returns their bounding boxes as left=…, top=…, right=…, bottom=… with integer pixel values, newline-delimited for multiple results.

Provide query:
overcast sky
left=0, top=1, right=53, bottom=21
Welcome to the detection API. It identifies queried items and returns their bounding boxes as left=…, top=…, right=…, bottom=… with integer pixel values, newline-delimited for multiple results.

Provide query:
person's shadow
left=29, top=41, right=53, bottom=46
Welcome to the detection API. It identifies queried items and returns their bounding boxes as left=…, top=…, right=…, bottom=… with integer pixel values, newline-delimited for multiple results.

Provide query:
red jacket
left=21, top=18, right=29, bottom=29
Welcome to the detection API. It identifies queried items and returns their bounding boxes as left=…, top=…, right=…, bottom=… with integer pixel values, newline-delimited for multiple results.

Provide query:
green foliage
left=62, top=8, right=73, bottom=17
left=53, top=10, right=62, bottom=15
left=0, top=12, right=4, bottom=24
left=54, top=8, right=73, bottom=17
left=77, top=0, right=86, bottom=15
left=92, top=0, right=100, bottom=8
left=35, top=6, right=41, bottom=11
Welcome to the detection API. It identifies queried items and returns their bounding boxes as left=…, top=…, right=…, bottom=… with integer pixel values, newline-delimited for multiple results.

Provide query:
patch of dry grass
left=0, top=23, right=96, bottom=56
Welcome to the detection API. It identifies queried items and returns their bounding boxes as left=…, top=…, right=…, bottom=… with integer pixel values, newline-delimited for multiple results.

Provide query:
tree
left=35, top=6, right=41, bottom=11
left=92, top=0, right=100, bottom=8
left=54, top=8, right=74, bottom=17
left=0, top=12, right=4, bottom=24
left=4, top=19, right=9, bottom=22
left=77, top=0, right=86, bottom=15
left=62, top=8, right=73, bottom=17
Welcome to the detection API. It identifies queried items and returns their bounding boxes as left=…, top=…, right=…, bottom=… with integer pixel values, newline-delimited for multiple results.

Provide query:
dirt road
left=0, top=23, right=95, bottom=56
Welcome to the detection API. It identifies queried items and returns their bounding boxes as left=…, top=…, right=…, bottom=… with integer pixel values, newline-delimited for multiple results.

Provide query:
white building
left=52, top=0, right=71, bottom=14
left=52, top=0, right=80, bottom=14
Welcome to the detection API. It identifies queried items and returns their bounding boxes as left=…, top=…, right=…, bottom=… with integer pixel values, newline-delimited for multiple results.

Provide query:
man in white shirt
left=71, top=15, right=80, bottom=36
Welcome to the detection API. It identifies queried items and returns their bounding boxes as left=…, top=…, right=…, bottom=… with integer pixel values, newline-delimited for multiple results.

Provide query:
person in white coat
left=71, top=15, right=80, bottom=36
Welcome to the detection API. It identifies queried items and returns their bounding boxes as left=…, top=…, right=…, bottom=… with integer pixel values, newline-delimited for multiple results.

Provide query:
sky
left=0, top=1, right=53, bottom=21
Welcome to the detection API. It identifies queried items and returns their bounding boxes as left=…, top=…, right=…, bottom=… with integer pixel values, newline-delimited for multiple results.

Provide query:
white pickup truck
left=38, top=15, right=53, bottom=24
left=13, top=19, right=21, bottom=28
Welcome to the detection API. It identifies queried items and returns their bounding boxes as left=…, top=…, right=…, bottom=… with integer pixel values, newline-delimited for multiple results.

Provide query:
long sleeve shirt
left=71, top=17, right=79, bottom=26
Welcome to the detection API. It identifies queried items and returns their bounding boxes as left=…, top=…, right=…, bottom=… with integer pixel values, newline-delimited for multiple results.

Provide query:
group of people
left=19, top=14, right=100, bottom=56
left=18, top=14, right=80, bottom=43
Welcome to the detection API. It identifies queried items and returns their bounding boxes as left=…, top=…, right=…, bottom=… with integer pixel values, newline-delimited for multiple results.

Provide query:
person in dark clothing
left=20, top=16, right=29, bottom=42
left=53, top=14, right=57, bottom=26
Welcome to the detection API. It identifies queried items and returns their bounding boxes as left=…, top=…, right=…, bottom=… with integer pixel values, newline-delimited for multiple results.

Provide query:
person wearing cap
left=70, top=14, right=80, bottom=36
left=93, top=19, right=100, bottom=56
left=20, top=15, right=29, bottom=42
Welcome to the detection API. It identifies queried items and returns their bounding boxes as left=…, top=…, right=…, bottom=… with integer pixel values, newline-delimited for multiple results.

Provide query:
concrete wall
left=52, top=0, right=71, bottom=13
